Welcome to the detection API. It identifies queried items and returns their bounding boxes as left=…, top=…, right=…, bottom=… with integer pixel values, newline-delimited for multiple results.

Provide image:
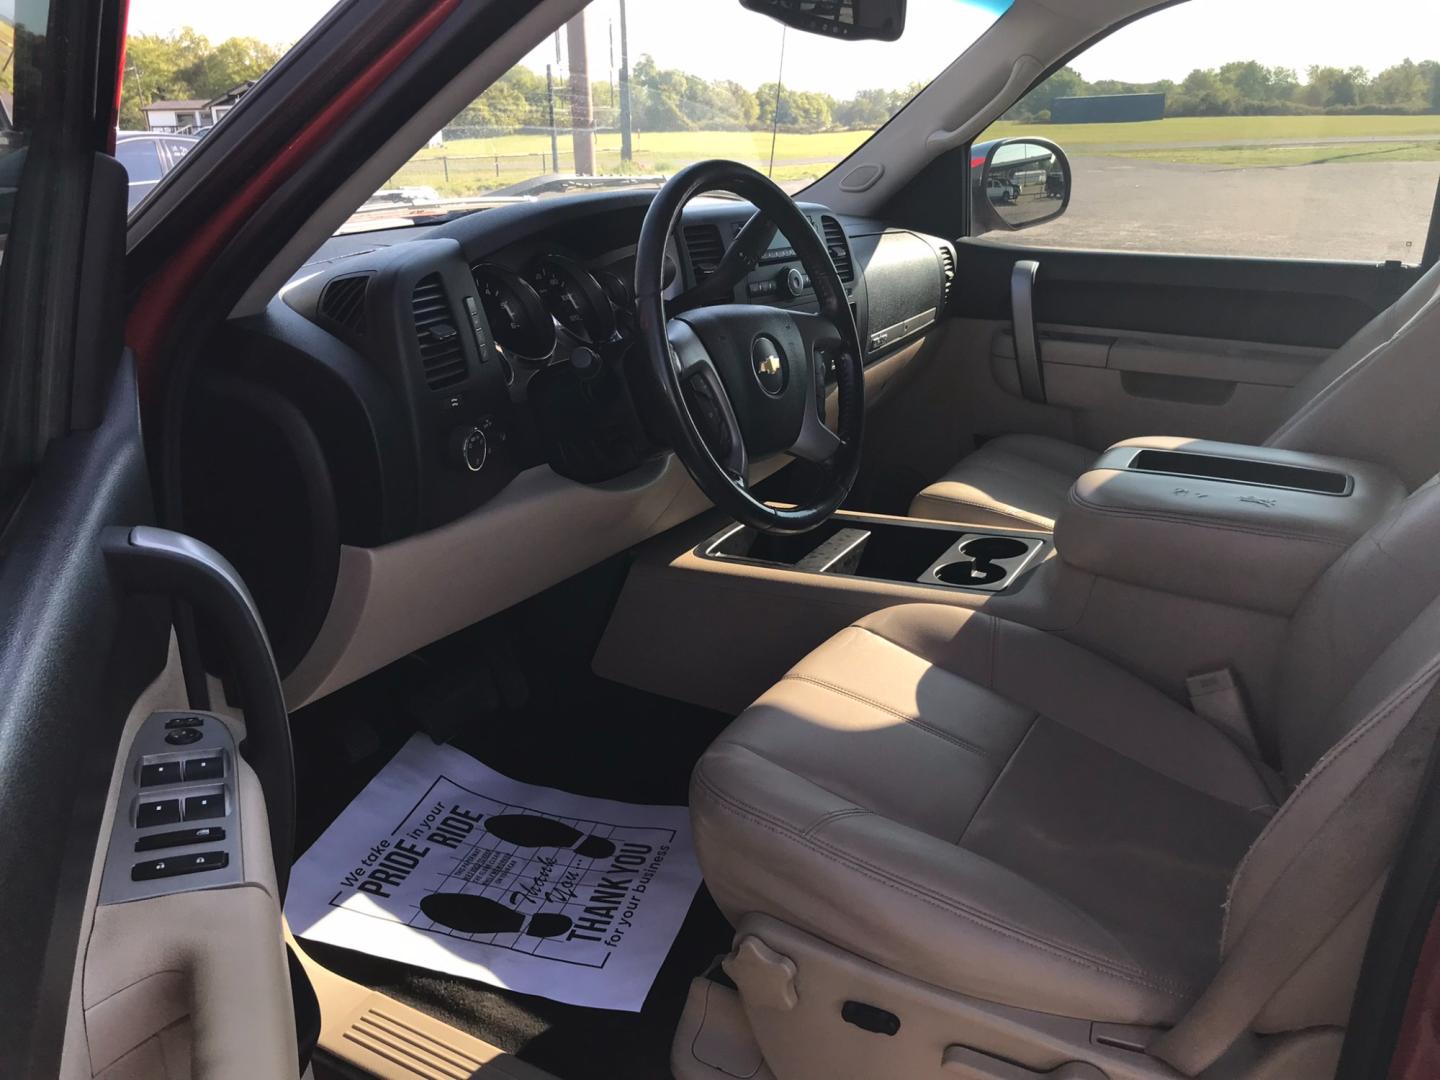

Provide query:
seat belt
left=1152, top=672, right=1440, bottom=1076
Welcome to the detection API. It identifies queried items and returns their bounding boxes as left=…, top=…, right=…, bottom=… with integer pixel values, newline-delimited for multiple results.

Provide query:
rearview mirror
left=972, top=137, right=1071, bottom=232
left=739, top=0, right=906, bottom=42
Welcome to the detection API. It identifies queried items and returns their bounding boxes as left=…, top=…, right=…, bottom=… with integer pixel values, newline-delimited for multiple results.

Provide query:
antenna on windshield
left=768, top=26, right=787, bottom=178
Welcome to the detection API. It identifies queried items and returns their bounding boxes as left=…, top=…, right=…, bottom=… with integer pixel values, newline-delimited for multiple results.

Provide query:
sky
left=126, top=0, right=1440, bottom=98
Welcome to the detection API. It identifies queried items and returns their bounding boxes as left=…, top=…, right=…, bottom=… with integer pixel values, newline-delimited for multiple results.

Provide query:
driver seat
left=690, top=477, right=1440, bottom=1079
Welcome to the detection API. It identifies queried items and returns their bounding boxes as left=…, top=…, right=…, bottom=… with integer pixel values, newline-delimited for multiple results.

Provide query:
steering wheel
left=635, top=160, right=864, bottom=535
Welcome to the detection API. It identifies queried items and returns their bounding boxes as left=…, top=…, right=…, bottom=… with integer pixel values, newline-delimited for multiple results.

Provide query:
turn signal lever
left=1011, top=260, right=1046, bottom=404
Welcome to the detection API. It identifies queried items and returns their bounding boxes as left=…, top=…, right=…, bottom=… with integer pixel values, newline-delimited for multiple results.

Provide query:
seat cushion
left=691, top=604, right=1279, bottom=1026
left=909, top=434, right=1095, bottom=529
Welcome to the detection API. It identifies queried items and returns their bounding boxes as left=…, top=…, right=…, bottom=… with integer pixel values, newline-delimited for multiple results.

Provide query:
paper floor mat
left=286, top=734, right=703, bottom=1011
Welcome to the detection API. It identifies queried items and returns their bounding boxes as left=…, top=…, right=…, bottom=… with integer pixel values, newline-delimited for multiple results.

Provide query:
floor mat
left=290, top=575, right=738, bottom=1078
left=287, top=734, right=703, bottom=1012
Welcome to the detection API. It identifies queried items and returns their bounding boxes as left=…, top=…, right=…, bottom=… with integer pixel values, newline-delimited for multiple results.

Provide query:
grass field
left=389, top=114, right=1440, bottom=195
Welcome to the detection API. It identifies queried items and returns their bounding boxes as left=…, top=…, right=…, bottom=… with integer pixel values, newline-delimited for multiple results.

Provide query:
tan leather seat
left=692, top=476, right=1440, bottom=1075
left=911, top=259, right=1440, bottom=527
left=907, top=433, right=1095, bottom=529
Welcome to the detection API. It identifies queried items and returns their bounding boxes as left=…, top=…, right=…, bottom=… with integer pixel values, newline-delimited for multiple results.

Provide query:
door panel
left=947, top=240, right=1423, bottom=451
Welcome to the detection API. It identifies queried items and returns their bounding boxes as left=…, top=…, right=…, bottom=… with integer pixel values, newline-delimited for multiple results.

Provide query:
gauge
left=472, top=264, right=556, bottom=361
left=595, top=268, right=632, bottom=310
left=527, top=254, right=616, bottom=344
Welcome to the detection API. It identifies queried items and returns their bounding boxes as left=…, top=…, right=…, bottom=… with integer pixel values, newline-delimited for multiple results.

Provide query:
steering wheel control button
left=183, top=794, right=225, bottom=821
left=130, top=850, right=229, bottom=882
left=163, top=715, right=203, bottom=730
left=136, top=798, right=182, bottom=829
left=140, top=761, right=183, bottom=787
left=135, top=826, right=227, bottom=852
left=751, top=336, right=788, bottom=397
left=182, top=755, right=225, bottom=782
left=164, top=727, right=203, bottom=746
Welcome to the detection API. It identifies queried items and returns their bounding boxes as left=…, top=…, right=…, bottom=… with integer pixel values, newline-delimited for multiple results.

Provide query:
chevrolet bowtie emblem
left=758, top=354, right=781, bottom=376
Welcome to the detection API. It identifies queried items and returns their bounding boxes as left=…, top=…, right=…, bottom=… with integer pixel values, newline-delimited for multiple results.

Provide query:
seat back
left=1266, top=260, right=1440, bottom=488
left=1177, top=477, right=1440, bottom=1061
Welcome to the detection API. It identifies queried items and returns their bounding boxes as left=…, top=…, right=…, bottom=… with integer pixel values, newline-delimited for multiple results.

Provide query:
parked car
left=114, top=131, right=199, bottom=211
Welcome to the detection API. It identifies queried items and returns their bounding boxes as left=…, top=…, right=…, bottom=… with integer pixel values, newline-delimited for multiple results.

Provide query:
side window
left=972, top=0, right=1440, bottom=264
left=116, top=138, right=164, bottom=182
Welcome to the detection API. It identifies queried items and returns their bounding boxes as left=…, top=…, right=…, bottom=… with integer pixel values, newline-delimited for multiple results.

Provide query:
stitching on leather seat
left=694, top=763, right=1190, bottom=999
left=781, top=673, right=1000, bottom=760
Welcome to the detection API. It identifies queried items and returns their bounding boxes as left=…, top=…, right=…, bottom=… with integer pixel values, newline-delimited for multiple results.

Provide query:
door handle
left=1011, top=260, right=1046, bottom=404
left=103, top=526, right=295, bottom=899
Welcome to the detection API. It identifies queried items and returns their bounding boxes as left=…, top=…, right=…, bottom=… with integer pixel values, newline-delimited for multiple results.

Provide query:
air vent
left=411, top=274, right=468, bottom=390
left=938, top=243, right=956, bottom=303
left=822, top=217, right=854, bottom=283
left=317, top=274, right=369, bottom=339
left=683, top=224, right=725, bottom=281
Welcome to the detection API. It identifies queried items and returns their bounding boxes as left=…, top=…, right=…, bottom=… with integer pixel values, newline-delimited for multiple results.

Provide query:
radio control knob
left=779, top=266, right=805, bottom=298
left=449, top=424, right=488, bottom=473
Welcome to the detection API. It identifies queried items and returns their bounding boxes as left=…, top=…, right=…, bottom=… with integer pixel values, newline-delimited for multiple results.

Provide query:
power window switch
left=136, top=798, right=182, bottom=828
left=183, top=794, right=225, bottom=821
left=140, top=761, right=183, bottom=787
left=182, top=755, right=224, bottom=782
left=131, top=850, right=229, bottom=881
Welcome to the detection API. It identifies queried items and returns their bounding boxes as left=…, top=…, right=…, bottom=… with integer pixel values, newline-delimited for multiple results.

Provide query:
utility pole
left=566, top=11, right=596, bottom=175
left=619, top=0, right=633, bottom=162
left=546, top=64, right=559, bottom=174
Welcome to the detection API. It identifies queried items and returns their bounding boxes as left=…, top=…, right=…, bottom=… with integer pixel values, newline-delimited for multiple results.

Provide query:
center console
left=703, top=517, right=1048, bottom=596
left=1056, top=436, right=1407, bottom=615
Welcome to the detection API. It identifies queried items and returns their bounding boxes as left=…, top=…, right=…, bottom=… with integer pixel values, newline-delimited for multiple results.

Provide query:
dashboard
left=184, top=189, right=956, bottom=698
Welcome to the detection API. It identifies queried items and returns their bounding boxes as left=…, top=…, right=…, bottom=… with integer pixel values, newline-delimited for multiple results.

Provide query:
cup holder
left=960, top=537, right=1030, bottom=562
left=934, top=560, right=1008, bottom=587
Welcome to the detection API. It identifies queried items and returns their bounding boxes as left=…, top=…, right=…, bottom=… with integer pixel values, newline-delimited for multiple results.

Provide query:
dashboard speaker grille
left=821, top=216, right=854, bottom=282
left=411, top=274, right=468, bottom=390
left=683, top=224, right=725, bottom=281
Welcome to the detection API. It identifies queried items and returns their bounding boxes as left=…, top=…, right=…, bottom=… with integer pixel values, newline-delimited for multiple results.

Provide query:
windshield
left=344, top=0, right=1010, bottom=231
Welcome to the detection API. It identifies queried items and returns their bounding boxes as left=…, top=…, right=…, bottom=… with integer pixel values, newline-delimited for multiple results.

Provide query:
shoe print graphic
left=420, top=892, right=573, bottom=938
left=483, top=813, right=616, bottom=859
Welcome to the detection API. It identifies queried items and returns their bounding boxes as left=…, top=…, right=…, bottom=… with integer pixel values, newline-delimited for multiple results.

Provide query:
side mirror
left=972, top=137, right=1071, bottom=232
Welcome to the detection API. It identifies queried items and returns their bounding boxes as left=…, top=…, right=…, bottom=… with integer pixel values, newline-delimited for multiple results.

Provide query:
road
left=1002, top=156, right=1439, bottom=262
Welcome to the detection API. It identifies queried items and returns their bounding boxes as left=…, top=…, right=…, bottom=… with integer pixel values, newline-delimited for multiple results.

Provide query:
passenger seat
left=911, top=258, right=1440, bottom=527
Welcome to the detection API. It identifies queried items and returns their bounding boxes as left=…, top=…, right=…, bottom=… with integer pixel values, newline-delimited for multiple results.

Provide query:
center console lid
left=1055, top=436, right=1406, bottom=615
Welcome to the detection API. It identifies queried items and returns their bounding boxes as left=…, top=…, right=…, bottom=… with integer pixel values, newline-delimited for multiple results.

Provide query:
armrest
left=1055, top=437, right=1406, bottom=615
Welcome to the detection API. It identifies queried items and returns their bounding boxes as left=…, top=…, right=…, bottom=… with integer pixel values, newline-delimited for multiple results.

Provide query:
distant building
left=142, top=82, right=256, bottom=134
left=1051, top=92, right=1166, bottom=124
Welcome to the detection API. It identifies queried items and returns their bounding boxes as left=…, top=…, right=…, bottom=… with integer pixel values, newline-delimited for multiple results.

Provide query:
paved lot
left=999, top=156, right=1439, bottom=263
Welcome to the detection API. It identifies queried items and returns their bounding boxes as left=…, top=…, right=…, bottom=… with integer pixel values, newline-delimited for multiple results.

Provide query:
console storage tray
left=1056, top=437, right=1405, bottom=615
